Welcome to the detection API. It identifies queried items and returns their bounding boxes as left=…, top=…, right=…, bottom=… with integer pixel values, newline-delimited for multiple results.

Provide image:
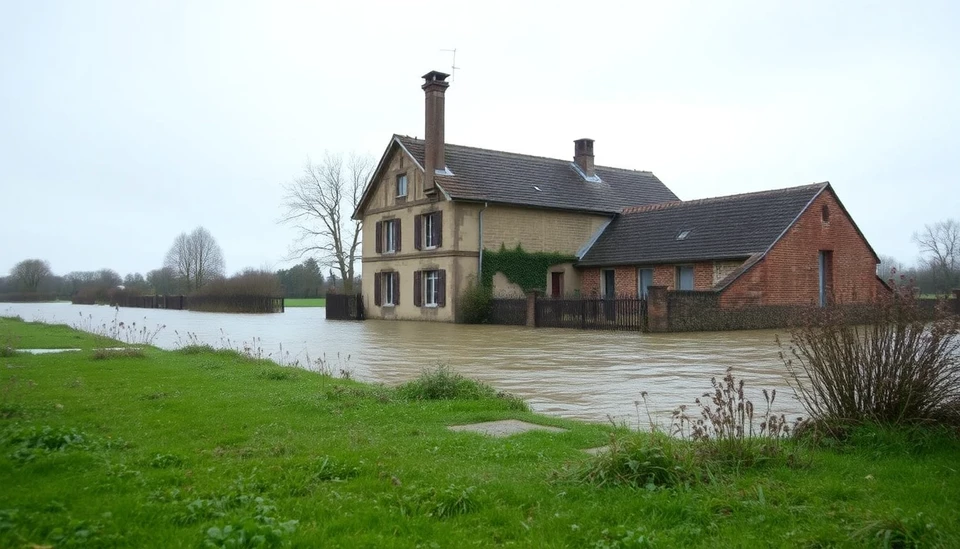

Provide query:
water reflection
left=1, top=302, right=802, bottom=424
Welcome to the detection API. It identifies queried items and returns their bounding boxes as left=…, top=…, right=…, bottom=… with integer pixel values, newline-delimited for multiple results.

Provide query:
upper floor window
left=396, top=174, right=408, bottom=198
left=375, top=219, right=401, bottom=254
left=414, top=211, right=443, bottom=250
left=821, top=205, right=830, bottom=223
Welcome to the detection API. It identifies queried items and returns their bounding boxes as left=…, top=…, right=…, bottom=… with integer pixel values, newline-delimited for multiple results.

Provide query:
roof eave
left=353, top=135, right=425, bottom=220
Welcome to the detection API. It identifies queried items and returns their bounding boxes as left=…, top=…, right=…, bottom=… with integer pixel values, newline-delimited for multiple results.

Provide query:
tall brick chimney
left=574, top=138, right=595, bottom=178
left=422, top=70, right=450, bottom=194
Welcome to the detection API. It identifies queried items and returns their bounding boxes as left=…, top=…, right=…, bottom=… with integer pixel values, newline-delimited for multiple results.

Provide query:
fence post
left=953, top=289, right=960, bottom=315
left=525, top=291, right=539, bottom=327
left=646, top=286, right=669, bottom=332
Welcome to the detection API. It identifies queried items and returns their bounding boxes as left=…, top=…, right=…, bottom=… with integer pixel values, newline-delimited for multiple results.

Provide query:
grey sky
left=2, top=0, right=958, bottom=277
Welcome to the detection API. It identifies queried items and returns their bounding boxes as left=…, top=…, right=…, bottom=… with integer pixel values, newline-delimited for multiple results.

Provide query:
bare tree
left=913, top=218, right=960, bottom=296
left=10, top=258, right=51, bottom=292
left=163, top=227, right=225, bottom=292
left=281, top=152, right=372, bottom=293
left=164, top=232, right=195, bottom=291
left=189, top=227, right=225, bottom=289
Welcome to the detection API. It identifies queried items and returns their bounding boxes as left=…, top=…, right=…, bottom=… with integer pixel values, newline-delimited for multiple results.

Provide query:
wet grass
left=0, top=316, right=117, bottom=350
left=283, top=298, right=326, bottom=308
left=0, top=320, right=958, bottom=547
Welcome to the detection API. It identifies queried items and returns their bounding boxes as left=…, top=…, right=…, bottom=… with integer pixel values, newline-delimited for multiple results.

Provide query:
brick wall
left=581, top=261, right=729, bottom=296
left=720, top=189, right=880, bottom=307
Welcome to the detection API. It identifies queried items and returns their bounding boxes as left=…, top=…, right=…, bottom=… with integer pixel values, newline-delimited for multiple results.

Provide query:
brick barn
left=577, top=182, right=888, bottom=308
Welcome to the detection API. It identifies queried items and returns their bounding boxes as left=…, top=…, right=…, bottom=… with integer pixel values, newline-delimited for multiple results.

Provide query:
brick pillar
left=646, top=286, right=669, bottom=332
left=526, top=291, right=540, bottom=327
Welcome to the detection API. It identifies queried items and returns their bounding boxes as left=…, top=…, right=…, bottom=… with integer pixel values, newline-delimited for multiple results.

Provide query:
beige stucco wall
left=359, top=147, right=613, bottom=321
left=476, top=204, right=611, bottom=255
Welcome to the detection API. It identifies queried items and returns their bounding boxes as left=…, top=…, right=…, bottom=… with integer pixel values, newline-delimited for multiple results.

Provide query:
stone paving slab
left=447, top=419, right=567, bottom=437
left=582, top=446, right=610, bottom=455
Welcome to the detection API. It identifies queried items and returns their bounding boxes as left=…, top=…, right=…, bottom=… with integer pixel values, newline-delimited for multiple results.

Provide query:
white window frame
left=384, top=219, right=396, bottom=253
left=396, top=174, right=408, bottom=197
left=424, top=270, right=440, bottom=307
left=424, top=213, right=437, bottom=249
left=384, top=272, right=397, bottom=306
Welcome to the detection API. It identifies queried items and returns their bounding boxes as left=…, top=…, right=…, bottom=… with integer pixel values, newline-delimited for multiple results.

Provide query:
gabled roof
left=353, top=135, right=678, bottom=218
left=578, top=183, right=830, bottom=268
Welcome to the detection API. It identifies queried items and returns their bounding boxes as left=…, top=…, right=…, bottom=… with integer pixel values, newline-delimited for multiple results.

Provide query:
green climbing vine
left=480, top=244, right=578, bottom=294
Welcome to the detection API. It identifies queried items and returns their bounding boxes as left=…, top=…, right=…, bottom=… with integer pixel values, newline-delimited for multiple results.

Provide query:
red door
left=551, top=272, right=563, bottom=298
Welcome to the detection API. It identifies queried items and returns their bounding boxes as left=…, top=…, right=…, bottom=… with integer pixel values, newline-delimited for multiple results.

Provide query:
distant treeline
left=0, top=258, right=361, bottom=304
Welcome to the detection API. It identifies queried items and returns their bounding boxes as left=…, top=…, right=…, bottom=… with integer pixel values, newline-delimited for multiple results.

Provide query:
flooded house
left=353, top=71, right=884, bottom=325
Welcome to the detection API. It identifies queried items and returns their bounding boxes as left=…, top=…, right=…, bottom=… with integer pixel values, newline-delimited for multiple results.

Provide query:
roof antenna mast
left=440, top=48, right=459, bottom=82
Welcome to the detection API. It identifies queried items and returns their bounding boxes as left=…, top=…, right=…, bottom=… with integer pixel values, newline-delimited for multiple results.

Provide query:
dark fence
left=486, top=295, right=646, bottom=331
left=187, top=295, right=284, bottom=314
left=326, top=293, right=364, bottom=320
left=536, top=296, right=646, bottom=331
left=488, top=297, right=527, bottom=325
left=114, top=294, right=186, bottom=310
left=106, top=294, right=283, bottom=313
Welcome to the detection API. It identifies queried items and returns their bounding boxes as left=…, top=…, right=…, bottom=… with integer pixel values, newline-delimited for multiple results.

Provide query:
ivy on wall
left=480, top=244, right=578, bottom=294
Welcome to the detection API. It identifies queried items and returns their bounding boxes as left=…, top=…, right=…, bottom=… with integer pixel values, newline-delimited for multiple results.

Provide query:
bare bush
left=780, top=298, right=960, bottom=427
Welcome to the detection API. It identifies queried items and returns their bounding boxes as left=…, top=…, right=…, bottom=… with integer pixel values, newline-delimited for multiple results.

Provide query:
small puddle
left=19, top=348, right=82, bottom=354
left=17, top=347, right=128, bottom=355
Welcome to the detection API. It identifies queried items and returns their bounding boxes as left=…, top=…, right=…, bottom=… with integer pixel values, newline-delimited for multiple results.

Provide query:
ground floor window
left=676, top=266, right=694, bottom=291
left=637, top=268, right=654, bottom=298
left=425, top=270, right=440, bottom=306
left=602, top=269, right=616, bottom=298
left=374, top=271, right=399, bottom=307
left=413, top=269, right=446, bottom=307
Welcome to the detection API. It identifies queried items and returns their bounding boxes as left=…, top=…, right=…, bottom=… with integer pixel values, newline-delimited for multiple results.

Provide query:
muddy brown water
left=1, top=302, right=805, bottom=425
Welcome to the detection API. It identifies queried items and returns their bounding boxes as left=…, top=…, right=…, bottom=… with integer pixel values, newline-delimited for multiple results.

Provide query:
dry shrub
left=780, top=295, right=960, bottom=428
left=193, top=269, right=282, bottom=297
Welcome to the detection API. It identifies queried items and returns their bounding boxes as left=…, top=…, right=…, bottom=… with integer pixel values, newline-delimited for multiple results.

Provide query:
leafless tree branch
left=280, top=152, right=373, bottom=292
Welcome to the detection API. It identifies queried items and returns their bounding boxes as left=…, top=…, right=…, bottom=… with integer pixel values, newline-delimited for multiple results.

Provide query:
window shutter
left=413, top=270, right=422, bottom=307
left=434, top=211, right=443, bottom=248
left=375, top=222, right=383, bottom=254
left=438, top=269, right=446, bottom=307
left=393, top=272, right=400, bottom=305
left=394, top=219, right=401, bottom=252
left=414, top=214, right=422, bottom=251
left=374, top=272, right=382, bottom=306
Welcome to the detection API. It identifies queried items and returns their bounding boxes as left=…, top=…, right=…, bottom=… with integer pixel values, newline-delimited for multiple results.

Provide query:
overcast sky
left=2, top=0, right=958, bottom=278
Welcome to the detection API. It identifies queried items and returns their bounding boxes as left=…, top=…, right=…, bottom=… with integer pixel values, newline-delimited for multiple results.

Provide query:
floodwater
left=1, top=302, right=803, bottom=425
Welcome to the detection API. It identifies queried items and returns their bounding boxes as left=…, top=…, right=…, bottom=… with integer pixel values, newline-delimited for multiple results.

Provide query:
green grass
left=283, top=298, right=326, bottom=307
left=1, top=320, right=959, bottom=547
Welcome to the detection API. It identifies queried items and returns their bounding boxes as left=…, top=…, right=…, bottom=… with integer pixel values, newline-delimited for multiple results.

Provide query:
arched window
left=821, top=205, right=830, bottom=223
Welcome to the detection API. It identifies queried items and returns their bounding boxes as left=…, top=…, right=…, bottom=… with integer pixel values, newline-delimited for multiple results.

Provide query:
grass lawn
left=1, top=317, right=958, bottom=547
left=283, top=298, right=326, bottom=308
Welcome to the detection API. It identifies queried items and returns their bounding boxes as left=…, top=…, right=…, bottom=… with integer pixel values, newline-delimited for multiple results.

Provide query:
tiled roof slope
left=578, top=183, right=828, bottom=267
left=396, top=135, right=678, bottom=213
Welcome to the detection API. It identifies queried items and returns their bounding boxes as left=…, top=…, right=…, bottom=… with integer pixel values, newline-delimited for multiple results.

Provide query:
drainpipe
left=478, top=202, right=489, bottom=277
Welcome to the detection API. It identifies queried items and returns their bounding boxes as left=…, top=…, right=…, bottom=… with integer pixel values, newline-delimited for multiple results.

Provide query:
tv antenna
left=440, top=48, right=460, bottom=81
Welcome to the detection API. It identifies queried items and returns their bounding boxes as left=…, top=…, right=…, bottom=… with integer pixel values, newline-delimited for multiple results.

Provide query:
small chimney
left=574, top=138, right=595, bottom=178
left=422, top=70, right=450, bottom=194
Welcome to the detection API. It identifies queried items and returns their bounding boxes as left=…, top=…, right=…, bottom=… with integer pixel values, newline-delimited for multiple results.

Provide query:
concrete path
left=447, top=419, right=567, bottom=437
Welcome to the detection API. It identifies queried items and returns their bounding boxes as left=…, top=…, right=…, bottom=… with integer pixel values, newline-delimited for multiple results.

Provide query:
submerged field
left=1, top=317, right=958, bottom=547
